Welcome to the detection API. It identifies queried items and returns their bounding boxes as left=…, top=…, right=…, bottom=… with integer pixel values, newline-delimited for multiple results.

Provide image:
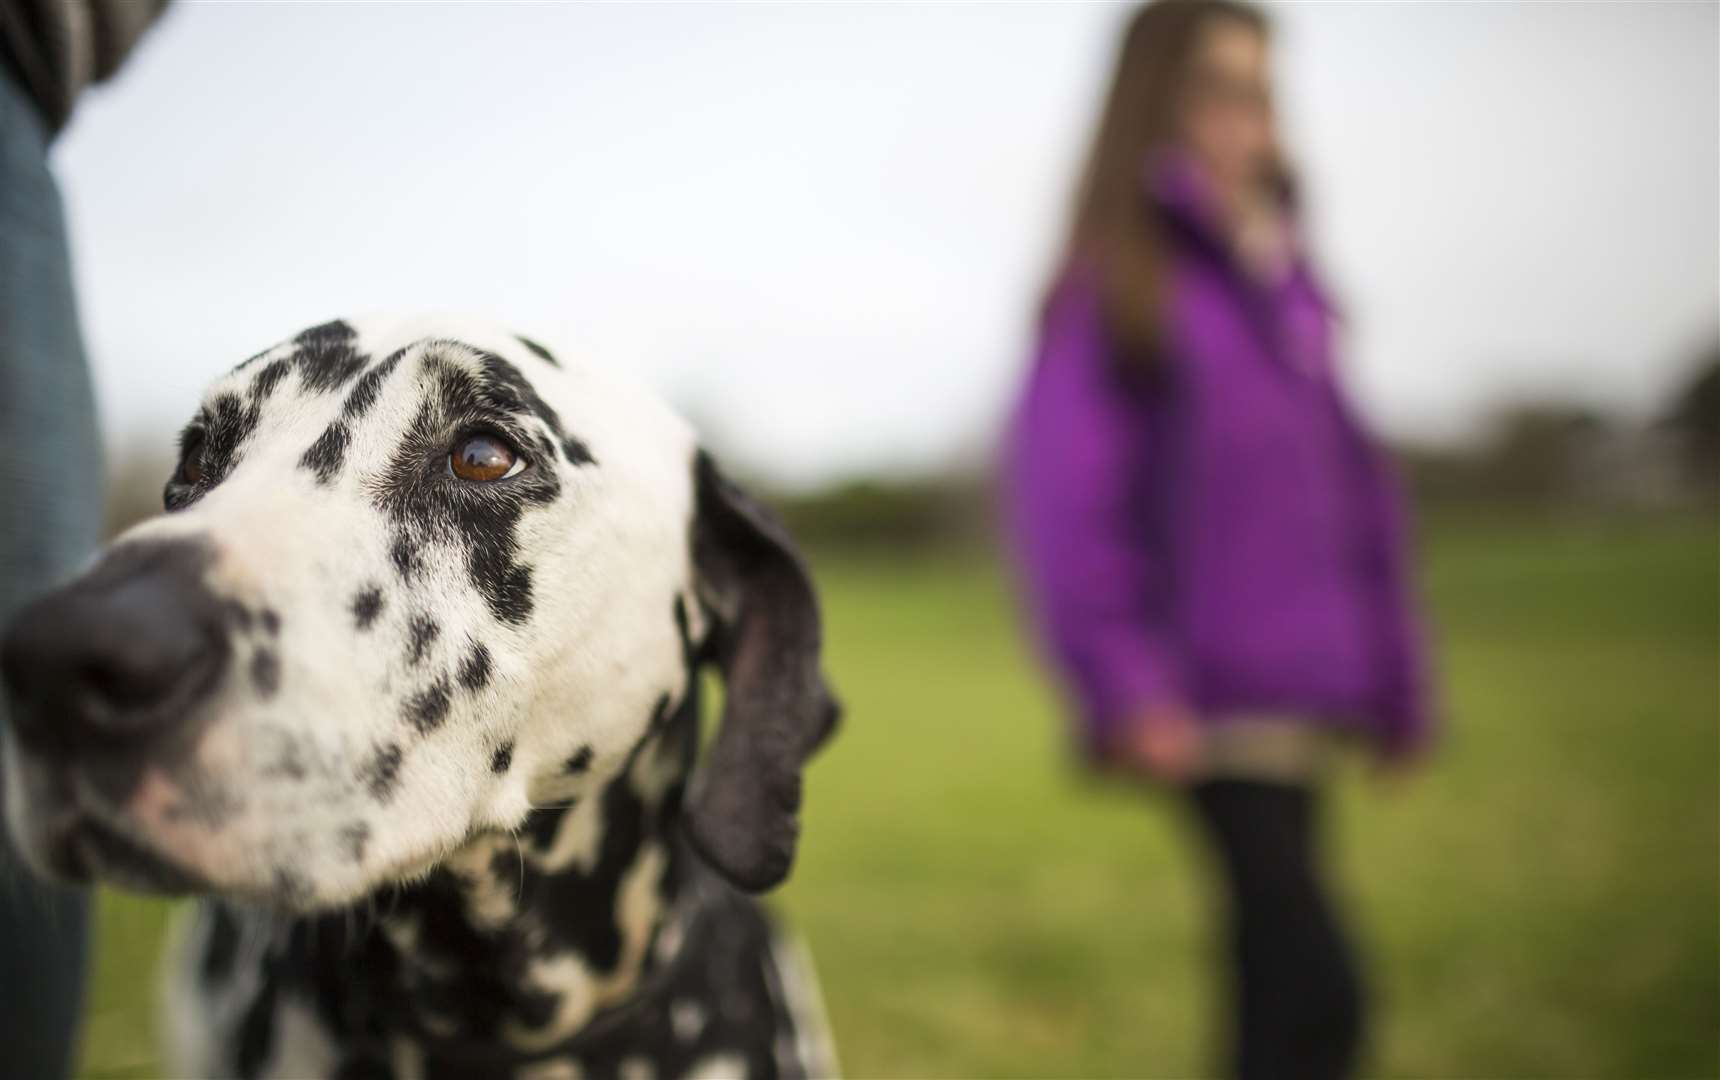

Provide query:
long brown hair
left=1059, top=0, right=1271, bottom=361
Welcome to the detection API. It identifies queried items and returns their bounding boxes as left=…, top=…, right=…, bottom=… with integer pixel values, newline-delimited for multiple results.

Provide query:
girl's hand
left=1120, top=703, right=1203, bottom=783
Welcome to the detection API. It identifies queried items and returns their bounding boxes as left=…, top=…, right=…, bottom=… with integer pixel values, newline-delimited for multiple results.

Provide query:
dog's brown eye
left=450, top=433, right=524, bottom=482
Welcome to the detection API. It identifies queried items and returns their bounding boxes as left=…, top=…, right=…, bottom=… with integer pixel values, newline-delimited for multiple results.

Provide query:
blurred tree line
left=776, top=349, right=1719, bottom=552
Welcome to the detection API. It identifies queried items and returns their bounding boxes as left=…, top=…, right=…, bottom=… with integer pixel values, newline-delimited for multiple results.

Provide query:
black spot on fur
left=481, top=564, right=534, bottom=626
left=562, top=436, right=595, bottom=466
left=331, top=1052, right=393, bottom=1080
left=232, top=344, right=274, bottom=373
left=165, top=391, right=261, bottom=510
left=371, top=345, right=572, bottom=625
left=221, top=599, right=254, bottom=632
left=390, top=534, right=422, bottom=583
left=406, top=614, right=440, bottom=667
left=293, top=320, right=368, bottom=393
left=341, top=349, right=404, bottom=421
left=235, top=971, right=278, bottom=1078
left=200, top=905, right=241, bottom=986
left=334, top=1056, right=394, bottom=1080
left=363, top=743, right=403, bottom=802
left=473, top=350, right=596, bottom=468
left=251, top=649, right=280, bottom=698
left=674, top=594, right=704, bottom=671
left=405, top=677, right=452, bottom=733
left=458, top=642, right=492, bottom=692
left=510, top=988, right=563, bottom=1033
left=352, top=586, right=384, bottom=630
left=490, top=740, right=514, bottom=774
left=202, top=634, right=805, bottom=1079
left=249, top=356, right=293, bottom=403
left=243, top=686, right=759, bottom=1074
left=645, top=692, right=672, bottom=739
left=512, top=693, right=699, bottom=978
left=207, top=392, right=262, bottom=474
left=565, top=745, right=593, bottom=774
left=515, top=334, right=558, bottom=367
left=261, top=608, right=280, bottom=635
left=300, top=421, right=351, bottom=485
left=339, top=822, right=371, bottom=864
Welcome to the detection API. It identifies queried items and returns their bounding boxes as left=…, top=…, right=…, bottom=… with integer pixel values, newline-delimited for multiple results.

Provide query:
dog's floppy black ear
left=684, top=451, right=839, bottom=892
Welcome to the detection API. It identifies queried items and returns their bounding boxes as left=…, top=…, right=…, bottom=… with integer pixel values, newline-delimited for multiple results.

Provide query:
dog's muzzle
left=1, top=539, right=230, bottom=889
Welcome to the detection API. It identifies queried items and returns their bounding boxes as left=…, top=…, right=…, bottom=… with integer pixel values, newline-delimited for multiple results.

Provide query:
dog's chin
left=4, top=748, right=210, bottom=898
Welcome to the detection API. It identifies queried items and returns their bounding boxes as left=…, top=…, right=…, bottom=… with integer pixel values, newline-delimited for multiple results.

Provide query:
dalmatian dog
left=0, top=317, right=841, bottom=1079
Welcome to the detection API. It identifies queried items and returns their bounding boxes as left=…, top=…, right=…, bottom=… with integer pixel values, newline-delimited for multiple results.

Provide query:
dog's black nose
left=2, top=541, right=229, bottom=754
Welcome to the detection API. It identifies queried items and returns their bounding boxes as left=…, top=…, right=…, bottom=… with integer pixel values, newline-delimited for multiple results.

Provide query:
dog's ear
left=683, top=451, right=839, bottom=892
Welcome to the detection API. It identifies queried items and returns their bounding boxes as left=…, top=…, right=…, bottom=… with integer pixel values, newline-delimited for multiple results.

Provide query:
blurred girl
left=1006, top=3, right=1434, bottom=1077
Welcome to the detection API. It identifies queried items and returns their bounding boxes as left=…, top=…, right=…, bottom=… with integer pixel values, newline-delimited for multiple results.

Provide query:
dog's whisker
left=511, top=829, right=526, bottom=903
left=360, top=893, right=379, bottom=940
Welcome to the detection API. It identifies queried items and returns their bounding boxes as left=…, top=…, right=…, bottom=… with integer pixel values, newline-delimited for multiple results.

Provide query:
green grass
left=78, top=512, right=1719, bottom=1078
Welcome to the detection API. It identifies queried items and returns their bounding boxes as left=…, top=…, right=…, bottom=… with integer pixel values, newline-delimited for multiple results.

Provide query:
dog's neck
left=287, top=692, right=704, bottom=1063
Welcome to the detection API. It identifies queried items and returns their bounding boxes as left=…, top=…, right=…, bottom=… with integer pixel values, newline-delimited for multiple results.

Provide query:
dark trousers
left=0, top=63, right=102, bottom=1080
left=1189, top=780, right=1365, bottom=1080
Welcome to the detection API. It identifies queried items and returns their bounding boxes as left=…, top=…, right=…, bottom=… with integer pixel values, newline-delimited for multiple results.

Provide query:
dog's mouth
left=41, top=815, right=211, bottom=895
left=3, top=737, right=193, bottom=892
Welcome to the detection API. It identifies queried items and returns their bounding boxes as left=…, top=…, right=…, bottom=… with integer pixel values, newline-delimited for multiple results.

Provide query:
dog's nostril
left=83, top=656, right=163, bottom=710
left=1, top=541, right=231, bottom=750
left=75, top=636, right=206, bottom=721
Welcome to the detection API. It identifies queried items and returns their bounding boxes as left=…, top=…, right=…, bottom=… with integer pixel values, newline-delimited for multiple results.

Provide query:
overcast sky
left=53, top=1, right=1719, bottom=489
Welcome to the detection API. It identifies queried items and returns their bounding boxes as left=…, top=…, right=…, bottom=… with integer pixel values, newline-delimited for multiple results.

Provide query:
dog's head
left=1, top=317, right=836, bottom=909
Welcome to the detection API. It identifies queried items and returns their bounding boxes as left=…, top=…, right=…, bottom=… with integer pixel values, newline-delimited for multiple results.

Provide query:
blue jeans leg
left=0, top=66, right=103, bottom=1080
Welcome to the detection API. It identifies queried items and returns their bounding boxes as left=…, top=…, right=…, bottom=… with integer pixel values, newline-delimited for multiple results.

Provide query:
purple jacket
left=1006, top=165, right=1432, bottom=760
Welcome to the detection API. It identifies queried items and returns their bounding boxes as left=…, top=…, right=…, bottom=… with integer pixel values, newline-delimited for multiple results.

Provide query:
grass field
left=78, top=511, right=1718, bottom=1078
